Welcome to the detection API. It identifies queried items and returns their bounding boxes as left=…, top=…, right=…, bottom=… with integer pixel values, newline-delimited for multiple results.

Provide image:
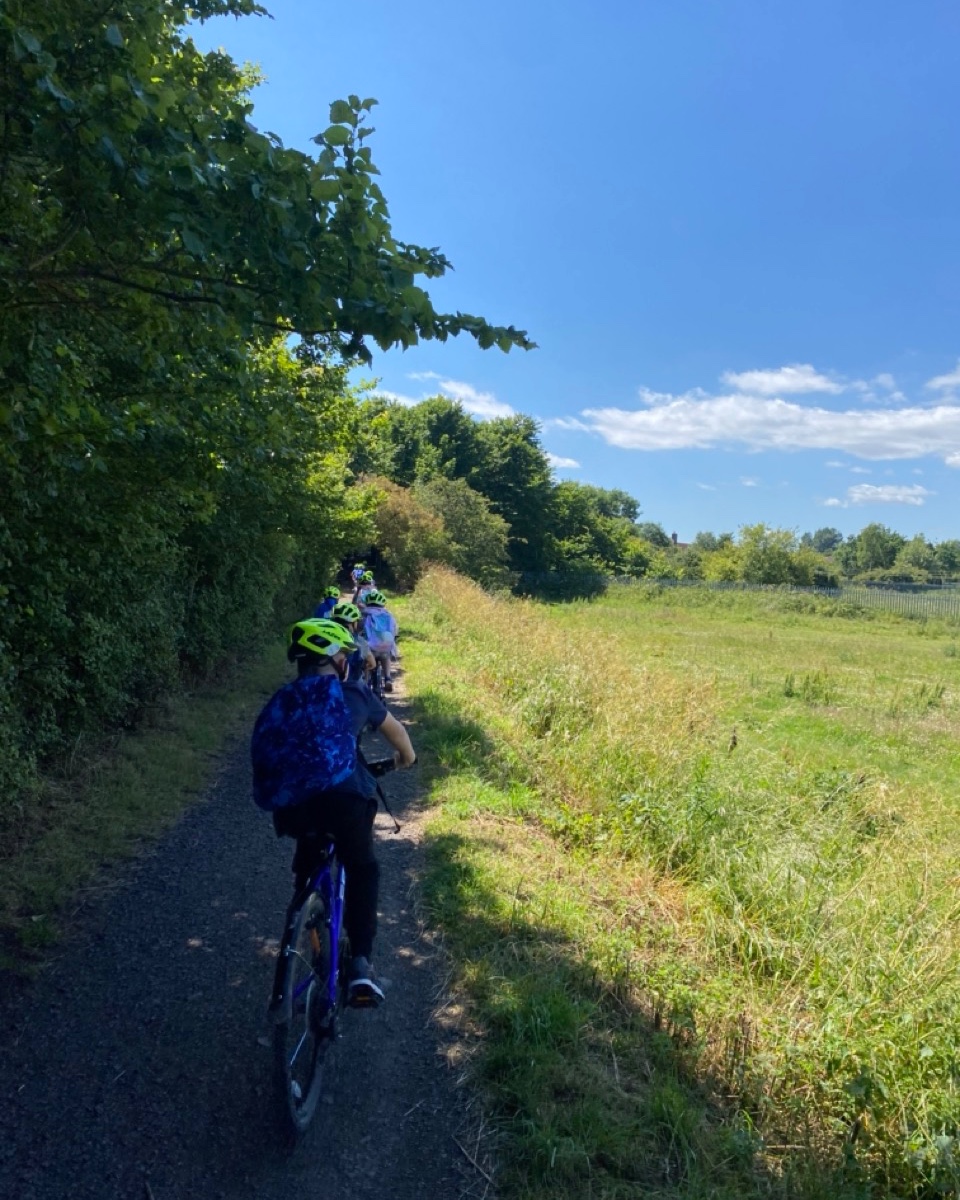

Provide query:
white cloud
left=849, top=466, right=871, bottom=474
left=542, top=416, right=591, bottom=432
left=740, top=476, right=760, bottom=487
left=372, top=388, right=421, bottom=406
left=851, top=374, right=907, bottom=406
left=436, top=378, right=514, bottom=419
left=824, top=483, right=934, bottom=509
left=825, top=460, right=845, bottom=468
left=697, top=482, right=717, bottom=491
left=926, top=361, right=960, bottom=391
left=581, top=390, right=960, bottom=464
left=375, top=375, right=513, bottom=420
left=850, top=484, right=933, bottom=505
left=946, top=452, right=960, bottom=468
left=721, top=363, right=843, bottom=395
left=546, top=453, right=580, bottom=469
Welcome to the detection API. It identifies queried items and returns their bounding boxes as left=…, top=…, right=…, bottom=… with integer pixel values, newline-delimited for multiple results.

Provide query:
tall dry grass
left=409, top=568, right=960, bottom=1195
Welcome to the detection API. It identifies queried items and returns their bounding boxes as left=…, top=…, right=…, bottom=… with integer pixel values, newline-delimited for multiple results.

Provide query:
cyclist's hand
left=394, top=749, right=417, bottom=769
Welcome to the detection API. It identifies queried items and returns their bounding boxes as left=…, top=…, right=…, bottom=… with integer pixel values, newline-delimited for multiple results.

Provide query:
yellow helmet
left=287, top=618, right=356, bottom=662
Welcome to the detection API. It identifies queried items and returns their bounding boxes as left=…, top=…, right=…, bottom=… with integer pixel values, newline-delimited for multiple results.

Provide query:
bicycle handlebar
left=365, top=757, right=397, bottom=778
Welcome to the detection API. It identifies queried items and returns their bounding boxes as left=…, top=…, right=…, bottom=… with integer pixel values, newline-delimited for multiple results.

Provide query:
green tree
left=934, top=540, right=960, bottom=576
left=370, top=478, right=451, bottom=588
left=548, top=481, right=639, bottom=574
left=802, top=527, right=844, bottom=554
left=895, top=535, right=936, bottom=577
left=702, top=544, right=744, bottom=582
left=415, top=477, right=511, bottom=588
left=854, top=524, right=906, bottom=572
left=367, top=396, right=483, bottom=486
left=738, top=524, right=798, bottom=585
left=473, top=416, right=555, bottom=574
left=635, top=522, right=672, bottom=548
left=0, top=0, right=533, bottom=801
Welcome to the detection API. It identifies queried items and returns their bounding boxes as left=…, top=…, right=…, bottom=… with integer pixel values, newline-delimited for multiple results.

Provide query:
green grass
left=0, top=643, right=286, bottom=973
left=397, top=570, right=960, bottom=1198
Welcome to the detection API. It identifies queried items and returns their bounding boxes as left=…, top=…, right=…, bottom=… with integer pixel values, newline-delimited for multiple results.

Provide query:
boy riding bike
left=331, top=600, right=376, bottom=683
left=353, top=570, right=376, bottom=606
left=313, top=585, right=341, bottom=620
left=251, top=618, right=416, bottom=1006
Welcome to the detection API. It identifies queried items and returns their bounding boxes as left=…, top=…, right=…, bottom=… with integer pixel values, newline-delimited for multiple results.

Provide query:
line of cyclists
left=314, top=564, right=400, bottom=693
left=251, top=561, right=413, bottom=1009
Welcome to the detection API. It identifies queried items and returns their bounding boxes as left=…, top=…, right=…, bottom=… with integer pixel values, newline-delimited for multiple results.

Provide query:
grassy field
left=399, top=571, right=960, bottom=1198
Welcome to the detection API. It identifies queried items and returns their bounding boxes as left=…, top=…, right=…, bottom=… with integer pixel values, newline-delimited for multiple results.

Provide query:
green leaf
left=328, top=99, right=355, bottom=125
left=180, top=228, right=205, bottom=257
left=105, top=24, right=124, bottom=48
left=322, top=125, right=351, bottom=146
left=311, top=179, right=340, bottom=202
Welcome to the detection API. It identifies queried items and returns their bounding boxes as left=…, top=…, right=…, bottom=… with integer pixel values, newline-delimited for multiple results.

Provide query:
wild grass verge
left=401, top=568, right=960, bottom=1198
left=0, top=644, right=285, bottom=977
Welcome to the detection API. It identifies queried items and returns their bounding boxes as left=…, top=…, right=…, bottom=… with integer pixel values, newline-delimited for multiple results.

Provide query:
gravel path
left=0, top=692, right=487, bottom=1199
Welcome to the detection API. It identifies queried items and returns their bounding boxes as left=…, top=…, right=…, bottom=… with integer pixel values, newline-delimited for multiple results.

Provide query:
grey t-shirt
left=339, top=680, right=388, bottom=798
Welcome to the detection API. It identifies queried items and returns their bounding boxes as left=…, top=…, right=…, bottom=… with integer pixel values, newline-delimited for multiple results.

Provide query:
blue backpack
left=251, top=674, right=356, bottom=812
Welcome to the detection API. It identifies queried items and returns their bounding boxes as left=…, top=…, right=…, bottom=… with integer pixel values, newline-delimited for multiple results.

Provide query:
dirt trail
left=0, top=693, right=488, bottom=1199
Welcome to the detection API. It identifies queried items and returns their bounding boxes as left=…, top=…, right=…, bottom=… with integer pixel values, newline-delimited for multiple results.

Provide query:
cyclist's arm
left=379, top=713, right=415, bottom=767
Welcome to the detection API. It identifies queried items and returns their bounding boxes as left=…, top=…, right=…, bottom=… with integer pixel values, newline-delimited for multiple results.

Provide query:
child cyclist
left=251, top=618, right=416, bottom=1006
left=362, top=590, right=399, bottom=693
left=353, top=569, right=376, bottom=606
left=313, top=585, right=341, bottom=620
left=331, top=600, right=375, bottom=682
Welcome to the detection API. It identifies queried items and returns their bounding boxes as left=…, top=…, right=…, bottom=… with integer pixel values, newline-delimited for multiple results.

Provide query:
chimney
left=671, top=532, right=678, bottom=545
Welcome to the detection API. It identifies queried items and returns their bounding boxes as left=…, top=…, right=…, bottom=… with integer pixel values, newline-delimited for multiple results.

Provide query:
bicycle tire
left=273, top=890, right=337, bottom=1143
left=372, top=660, right=385, bottom=702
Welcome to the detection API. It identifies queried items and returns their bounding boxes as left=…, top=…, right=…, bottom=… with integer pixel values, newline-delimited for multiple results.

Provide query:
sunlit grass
left=399, top=570, right=960, bottom=1198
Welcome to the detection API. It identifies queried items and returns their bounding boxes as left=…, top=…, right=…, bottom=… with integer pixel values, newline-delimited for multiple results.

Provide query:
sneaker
left=347, top=956, right=385, bottom=1008
left=384, top=680, right=393, bottom=692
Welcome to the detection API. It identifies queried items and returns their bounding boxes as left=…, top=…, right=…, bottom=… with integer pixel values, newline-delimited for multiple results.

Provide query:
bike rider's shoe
left=347, top=956, right=385, bottom=1008
left=384, top=680, right=393, bottom=692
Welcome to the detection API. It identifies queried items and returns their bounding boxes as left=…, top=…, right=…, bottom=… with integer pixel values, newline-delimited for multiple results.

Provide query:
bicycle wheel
left=273, top=889, right=337, bottom=1143
left=373, top=660, right=385, bottom=701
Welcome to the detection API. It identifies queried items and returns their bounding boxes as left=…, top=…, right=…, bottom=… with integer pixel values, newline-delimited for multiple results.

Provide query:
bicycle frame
left=270, top=842, right=346, bottom=1024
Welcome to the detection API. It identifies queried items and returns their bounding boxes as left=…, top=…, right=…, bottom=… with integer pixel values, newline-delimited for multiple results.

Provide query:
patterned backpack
left=251, top=674, right=356, bottom=811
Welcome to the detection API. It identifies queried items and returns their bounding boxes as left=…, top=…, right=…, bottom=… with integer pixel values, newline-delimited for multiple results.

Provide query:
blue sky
left=194, top=1, right=960, bottom=542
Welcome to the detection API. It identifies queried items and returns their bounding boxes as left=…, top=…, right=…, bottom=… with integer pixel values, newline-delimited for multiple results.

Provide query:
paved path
left=0, top=694, right=487, bottom=1199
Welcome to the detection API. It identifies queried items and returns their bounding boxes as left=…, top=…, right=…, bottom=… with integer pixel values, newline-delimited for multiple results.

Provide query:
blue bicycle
left=268, top=757, right=396, bottom=1143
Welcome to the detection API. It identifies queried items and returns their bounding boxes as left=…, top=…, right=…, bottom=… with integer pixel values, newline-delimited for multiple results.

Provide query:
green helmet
left=287, top=618, right=356, bottom=662
left=323, top=585, right=341, bottom=600
left=353, top=562, right=365, bottom=570
left=364, top=590, right=387, bottom=607
left=332, top=601, right=361, bottom=625
left=361, top=570, right=374, bottom=583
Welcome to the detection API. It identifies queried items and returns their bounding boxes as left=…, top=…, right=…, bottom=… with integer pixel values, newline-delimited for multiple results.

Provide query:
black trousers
left=273, top=791, right=380, bottom=960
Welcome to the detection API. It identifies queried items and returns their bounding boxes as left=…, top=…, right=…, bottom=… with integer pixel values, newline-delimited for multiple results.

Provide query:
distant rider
left=313, top=585, right=341, bottom=620
left=362, top=590, right=399, bottom=693
left=353, top=570, right=376, bottom=606
left=331, top=600, right=376, bottom=682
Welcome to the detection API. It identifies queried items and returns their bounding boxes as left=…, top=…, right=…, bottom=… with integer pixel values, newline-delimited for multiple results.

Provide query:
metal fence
left=517, top=572, right=960, bottom=620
